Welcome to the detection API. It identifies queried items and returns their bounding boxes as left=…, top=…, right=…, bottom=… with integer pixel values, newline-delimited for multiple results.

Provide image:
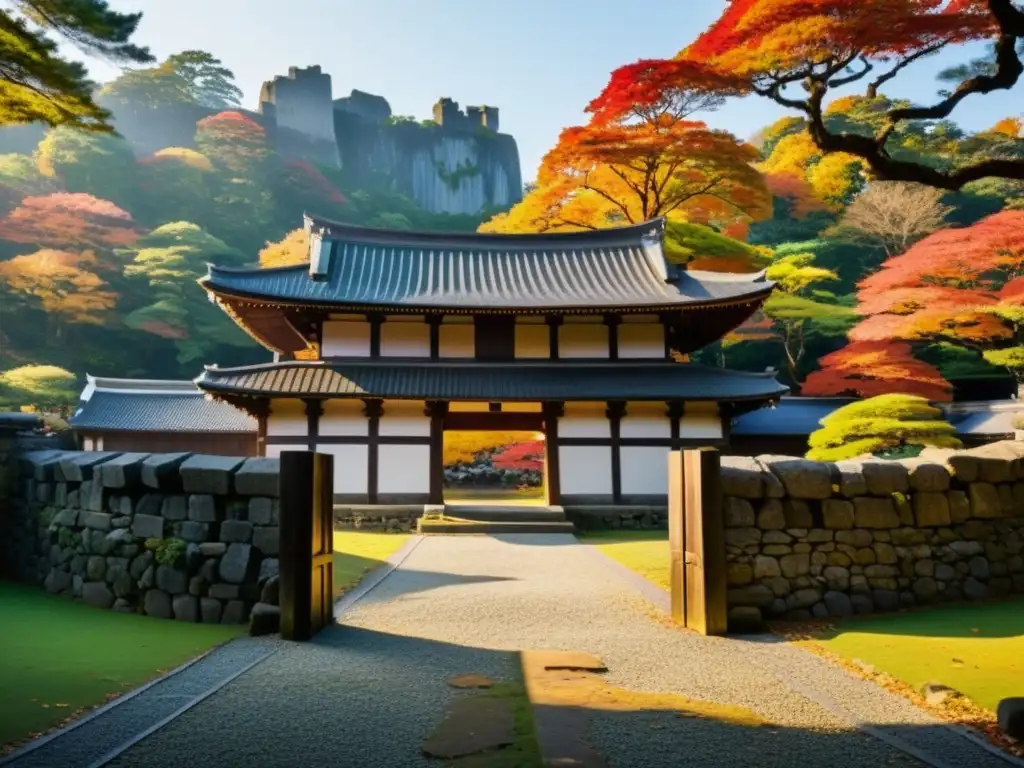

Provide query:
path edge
left=0, top=643, right=225, bottom=766
left=334, top=535, right=424, bottom=619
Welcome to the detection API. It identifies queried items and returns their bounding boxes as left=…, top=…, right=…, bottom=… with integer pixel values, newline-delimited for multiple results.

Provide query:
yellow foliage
left=259, top=228, right=308, bottom=268
left=150, top=147, right=214, bottom=172
left=443, top=431, right=541, bottom=465
left=0, top=249, right=116, bottom=324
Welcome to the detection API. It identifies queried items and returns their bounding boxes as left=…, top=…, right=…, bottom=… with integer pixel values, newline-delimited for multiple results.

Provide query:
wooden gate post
left=667, top=448, right=728, bottom=635
left=279, top=450, right=335, bottom=641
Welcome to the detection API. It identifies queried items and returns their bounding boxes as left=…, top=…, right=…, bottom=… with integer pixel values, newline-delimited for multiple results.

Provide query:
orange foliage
left=280, top=160, right=348, bottom=205
left=0, top=249, right=117, bottom=324
left=763, top=172, right=828, bottom=218
left=803, top=341, right=952, bottom=401
left=0, top=192, right=137, bottom=251
left=983, top=117, right=1023, bottom=138
left=851, top=211, right=1024, bottom=345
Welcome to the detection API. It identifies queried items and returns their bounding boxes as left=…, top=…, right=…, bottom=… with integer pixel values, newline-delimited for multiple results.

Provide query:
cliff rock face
left=261, top=68, right=522, bottom=216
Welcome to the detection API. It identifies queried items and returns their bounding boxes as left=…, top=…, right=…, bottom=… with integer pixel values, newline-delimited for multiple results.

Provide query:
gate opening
left=442, top=430, right=546, bottom=506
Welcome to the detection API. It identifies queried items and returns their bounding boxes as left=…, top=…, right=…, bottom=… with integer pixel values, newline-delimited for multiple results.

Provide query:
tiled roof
left=195, top=360, right=788, bottom=404
left=200, top=216, right=774, bottom=312
left=70, top=378, right=255, bottom=434
left=731, top=397, right=857, bottom=436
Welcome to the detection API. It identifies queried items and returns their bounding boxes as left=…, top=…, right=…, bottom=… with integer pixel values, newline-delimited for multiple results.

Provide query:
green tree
left=120, top=221, right=252, bottom=363
left=100, top=49, right=242, bottom=109
left=1, top=1, right=152, bottom=131
left=763, top=251, right=857, bottom=387
left=807, top=394, right=962, bottom=462
left=0, top=364, right=77, bottom=413
left=35, top=126, right=138, bottom=210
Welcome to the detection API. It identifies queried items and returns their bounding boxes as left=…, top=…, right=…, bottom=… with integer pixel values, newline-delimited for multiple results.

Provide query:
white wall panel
left=378, top=445, right=430, bottom=494
left=561, top=446, right=612, bottom=495
left=319, top=400, right=367, bottom=436
left=267, top=398, right=306, bottom=436
left=621, top=403, right=670, bottom=439
left=618, top=324, right=664, bottom=359
left=559, top=403, right=609, bottom=438
left=322, top=320, right=371, bottom=357
left=380, top=400, right=429, bottom=436
left=439, top=324, right=474, bottom=358
left=381, top=322, right=430, bottom=357
left=559, top=324, right=608, bottom=358
left=315, top=443, right=368, bottom=495
left=620, top=446, right=669, bottom=495
left=682, top=402, right=722, bottom=440
left=515, top=324, right=549, bottom=359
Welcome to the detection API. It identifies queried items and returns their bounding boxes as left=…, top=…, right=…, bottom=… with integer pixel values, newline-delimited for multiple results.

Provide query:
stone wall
left=721, top=441, right=1024, bottom=628
left=1, top=450, right=281, bottom=626
left=332, top=504, right=419, bottom=532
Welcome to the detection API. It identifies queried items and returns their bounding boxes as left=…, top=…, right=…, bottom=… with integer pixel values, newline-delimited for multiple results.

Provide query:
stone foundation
left=720, top=441, right=1024, bottom=626
left=332, top=504, right=421, bottom=531
left=563, top=506, right=666, bottom=530
left=2, top=450, right=281, bottom=624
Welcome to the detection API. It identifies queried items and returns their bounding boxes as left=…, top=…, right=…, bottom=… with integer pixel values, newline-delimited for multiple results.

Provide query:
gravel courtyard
left=108, top=534, right=1012, bottom=768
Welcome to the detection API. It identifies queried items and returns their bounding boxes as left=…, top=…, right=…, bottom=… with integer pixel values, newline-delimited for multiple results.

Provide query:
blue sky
left=79, top=0, right=1022, bottom=181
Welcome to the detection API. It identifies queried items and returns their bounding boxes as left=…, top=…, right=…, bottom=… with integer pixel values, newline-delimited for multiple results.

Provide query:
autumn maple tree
left=594, top=1, right=1024, bottom=190
left=481, top=78, right=770, bottom=245
left=803, top=340, right=954, bottom=400
left=0, top=191, right=137, bottom=251
left=259, top=228, right=309, bottom=268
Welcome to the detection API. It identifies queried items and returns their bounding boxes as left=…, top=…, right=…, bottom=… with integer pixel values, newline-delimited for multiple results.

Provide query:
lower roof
left=195, top=360, right=788, bottom=405
left=70, top=387, right=256, bottom=434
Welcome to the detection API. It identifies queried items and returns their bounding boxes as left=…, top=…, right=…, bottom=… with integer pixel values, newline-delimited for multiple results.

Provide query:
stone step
left=442, top=505, right=566, bottom=522
left=418, top=519, right=577, bottom=535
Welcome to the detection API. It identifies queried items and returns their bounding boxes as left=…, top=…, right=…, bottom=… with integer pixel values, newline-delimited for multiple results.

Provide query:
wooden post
left=667, top=448, right=727, bottom=636
left=542, top=401, right=563, bottom=506
left=426, top=401, right=448, bottom=505
left=279, top=450, right=335, bottom=641
left=667, top=450, right=685, bottom=624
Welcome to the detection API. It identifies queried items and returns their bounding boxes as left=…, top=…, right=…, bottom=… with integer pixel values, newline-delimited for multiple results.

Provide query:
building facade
left=195, top=216, right=788, bottom=506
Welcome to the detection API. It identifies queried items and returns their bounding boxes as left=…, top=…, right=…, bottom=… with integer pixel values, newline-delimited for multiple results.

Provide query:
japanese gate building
left=195, top=215, right=788, bottom=507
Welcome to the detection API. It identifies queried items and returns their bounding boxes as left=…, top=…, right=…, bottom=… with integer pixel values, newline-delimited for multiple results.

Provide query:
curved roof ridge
left=303, top=212, right=667, bottom=249
left=86, top=374, right=202, bottom=393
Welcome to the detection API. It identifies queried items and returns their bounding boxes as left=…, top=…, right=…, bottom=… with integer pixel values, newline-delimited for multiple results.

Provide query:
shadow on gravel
left=350, top=568, right=519, bottom=603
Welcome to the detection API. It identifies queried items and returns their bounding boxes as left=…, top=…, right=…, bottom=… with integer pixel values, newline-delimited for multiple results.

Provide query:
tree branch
left=865, top=43, right=947, bottom=98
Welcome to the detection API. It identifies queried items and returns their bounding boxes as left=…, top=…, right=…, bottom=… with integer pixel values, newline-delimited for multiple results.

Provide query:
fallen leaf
left=970, top=627, right=980, bottom=633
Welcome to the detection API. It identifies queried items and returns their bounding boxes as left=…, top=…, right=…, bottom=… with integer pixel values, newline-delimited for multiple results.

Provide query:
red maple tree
left=803, top=340, right=953, bottom=401
left=492, top=441, right=545, bottom=472
left=0, top=192, right=137, bottom=251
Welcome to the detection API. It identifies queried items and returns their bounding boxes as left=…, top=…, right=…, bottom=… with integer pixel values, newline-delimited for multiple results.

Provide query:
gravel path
left=98, top=534, right=1014, bottom=767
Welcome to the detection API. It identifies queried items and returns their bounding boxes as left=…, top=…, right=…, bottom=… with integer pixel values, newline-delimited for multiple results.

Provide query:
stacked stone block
left=8, top=450, right=282, bottom=625
left=721, top=441, right=1024, bottom=627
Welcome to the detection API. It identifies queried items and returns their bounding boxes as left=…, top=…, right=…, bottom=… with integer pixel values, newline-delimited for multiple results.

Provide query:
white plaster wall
left=559, top=324, right=609, bottom=359
left=620, top=446, right=669, bottom=495
left=322, top=320, right=371, bottom=357
left=264, top=445, right=285, bottom=459
left=682, top=402, right=723, bottom=440
left=320, top=400, right=367, bottom=436
left=267, top=399, right=307, bottom=436
left=439, top=323, right=474, bottom=358
left=618, top=324, right=665, bottom=359
left=561, top=446, right=612, bottom=495
left=378, top=445, right=430, bottom=494
left=621, top=403, right=670, bottom=439
left=381, top=322, right=430, bottom=357
left=83, top=437, right=94, bottom=451
left=515, top=325, right=549, bottom=359
left=315, top=443, right=368, bottom=495
left=560, top=403, right=609, bottom=438
left=380, top=400, right=430, bottom=437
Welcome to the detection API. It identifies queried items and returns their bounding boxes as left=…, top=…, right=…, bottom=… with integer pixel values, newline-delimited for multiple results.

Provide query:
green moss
left=145, top=537, right=186, bottom=566
left=435, top=158, right=480, bottom=192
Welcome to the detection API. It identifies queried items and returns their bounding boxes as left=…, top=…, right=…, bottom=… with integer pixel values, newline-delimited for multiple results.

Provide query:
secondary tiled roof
left=195, top=361, right=788, bottom=403
left=200, top=215, right=774, bottom=312
left=731, top=397, right=857, bottom=435
left=70, top=376, right=255, bottom=434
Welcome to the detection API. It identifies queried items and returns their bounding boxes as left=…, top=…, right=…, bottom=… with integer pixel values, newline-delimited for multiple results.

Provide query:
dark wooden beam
left=667, top=401, right=683, bottom=450
left=547, top=315, right=563, bottom=360
left=363, top=399, right=383, bottom=503
left=428, top=316, right=442, bottom=361
left=443, top=411, right=544, bottom=432
left=543, top=401, right=564, bottom=506
left=606, top=401, right=626, bottom=504
left=303, top=399, right=323, bottom=452
left=605, top=314, right=621, bottom=360
left=426, top=400, right=449, bottom=505
left=368, top=313, right=384, bottom=358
